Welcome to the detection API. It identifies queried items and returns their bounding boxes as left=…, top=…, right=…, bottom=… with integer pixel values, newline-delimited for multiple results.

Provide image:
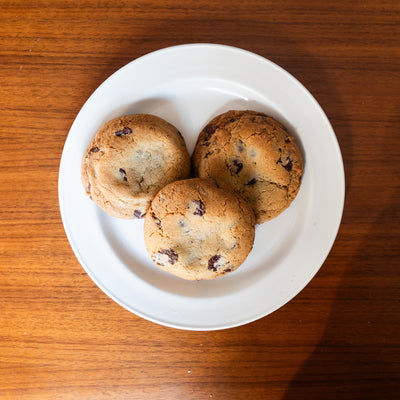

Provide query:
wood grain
left=1, top=0, right=399, bottom=399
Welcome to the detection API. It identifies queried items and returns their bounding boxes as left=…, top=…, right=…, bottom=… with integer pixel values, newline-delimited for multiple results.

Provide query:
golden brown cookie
left=144, top=178, right=255, bottom=280
left=81, top=114, right=190, bottom=219
left=192, top=110, right=303, bottom=223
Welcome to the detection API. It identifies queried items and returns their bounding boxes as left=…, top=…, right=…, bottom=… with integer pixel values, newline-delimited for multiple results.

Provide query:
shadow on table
left=282, top=193, right=400, bottom=400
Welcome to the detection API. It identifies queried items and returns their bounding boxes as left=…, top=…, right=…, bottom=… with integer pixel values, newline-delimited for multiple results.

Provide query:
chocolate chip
left=158, top=249, right=178, bottom=265
left=277, top=156, right=293, bottom=171
left=246, top=178, right=257, bottom=186
left=151, top=212, right=162, bottom=229
left=204, top=124, right=217, bottom=135
left=208, top=255, right=221, bottom=272
left=86, top=146, right=101, bottom=158
left=119, top=168, right=127, bottom=181
left=134, top=210, right=144, bottom=219
left=114, top=127, right=132, bottom=136
left=192, top=199, right=205, bottom=216
left=203, top=124, right=217, bottom=141
left=231, top=159, right=243, bottom=174
left=224, top=268, right=232, bottom=273
left=283, top=159, right=293, bottom=171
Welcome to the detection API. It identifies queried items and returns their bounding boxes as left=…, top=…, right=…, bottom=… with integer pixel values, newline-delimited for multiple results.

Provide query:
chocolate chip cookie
left=192, top=110, right=303, bottom=223
left=81, top=114, right=190, bottom=219
left=144, top=178, right=255, bottom=280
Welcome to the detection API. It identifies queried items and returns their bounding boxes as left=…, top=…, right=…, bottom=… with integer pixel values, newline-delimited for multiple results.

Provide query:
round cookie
left=192, top=110, right=303, bottom=223
left=144, top=178, right=255, bottom=280
left=81, top=114, right=190, bottom=219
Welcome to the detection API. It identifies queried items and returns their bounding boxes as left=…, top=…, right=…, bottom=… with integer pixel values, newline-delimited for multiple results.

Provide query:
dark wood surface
left=1, top=1, right=399, bottom=399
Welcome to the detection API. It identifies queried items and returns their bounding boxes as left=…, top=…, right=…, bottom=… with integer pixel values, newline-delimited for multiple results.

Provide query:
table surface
left=1, top=1, right=399, bottom=399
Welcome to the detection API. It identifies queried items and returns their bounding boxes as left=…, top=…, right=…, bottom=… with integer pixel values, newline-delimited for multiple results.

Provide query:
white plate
left=59, top=44, right=344, bottom=331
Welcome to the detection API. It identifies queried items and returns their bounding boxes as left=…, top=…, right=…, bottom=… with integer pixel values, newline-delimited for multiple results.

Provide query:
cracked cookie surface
left=144, top=178, right=255, bottom=280
left=81, top=114, right=190, bottom=219
left=192, top=110, right=303, bottom=223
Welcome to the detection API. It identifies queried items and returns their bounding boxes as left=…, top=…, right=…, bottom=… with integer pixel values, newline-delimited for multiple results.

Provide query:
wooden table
left=1, top=1, right=399, bottom=399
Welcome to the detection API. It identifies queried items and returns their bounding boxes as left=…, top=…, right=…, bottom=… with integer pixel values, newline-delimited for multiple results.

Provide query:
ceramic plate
left=59, top=44, right=344, bottom=330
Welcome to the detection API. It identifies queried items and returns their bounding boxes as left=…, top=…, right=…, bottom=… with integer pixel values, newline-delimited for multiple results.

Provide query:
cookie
left=81, top=114, right=190, bottom=219
left=192, top=110, right=303, bottom=223
left=144, top=178, right=255, bottom=280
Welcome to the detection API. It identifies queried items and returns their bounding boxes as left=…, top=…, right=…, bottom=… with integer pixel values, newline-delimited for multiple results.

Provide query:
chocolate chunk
left=283, top=159, right=293, bottom=171
left=119, top=168, right=127, bottom=181
left=114, top=127, right=132, bottom=136
left=193, top=199, right=205, bottom=216
left=203, top=124, right=217, bottom=141
left=277, top=156, right=293, bottom=171
left=208, top=255, right=222, bottom=271
left=231, top=159, right=243, bottom=174
left=158, top=249, right=178, bottom=265
left=151, top=212, right=162, bottom=229
left=86, top=146, right=101, bottom=158
left=134, top=210, right=144, bottom=219
left=246, top=178, right=257, bottom=186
